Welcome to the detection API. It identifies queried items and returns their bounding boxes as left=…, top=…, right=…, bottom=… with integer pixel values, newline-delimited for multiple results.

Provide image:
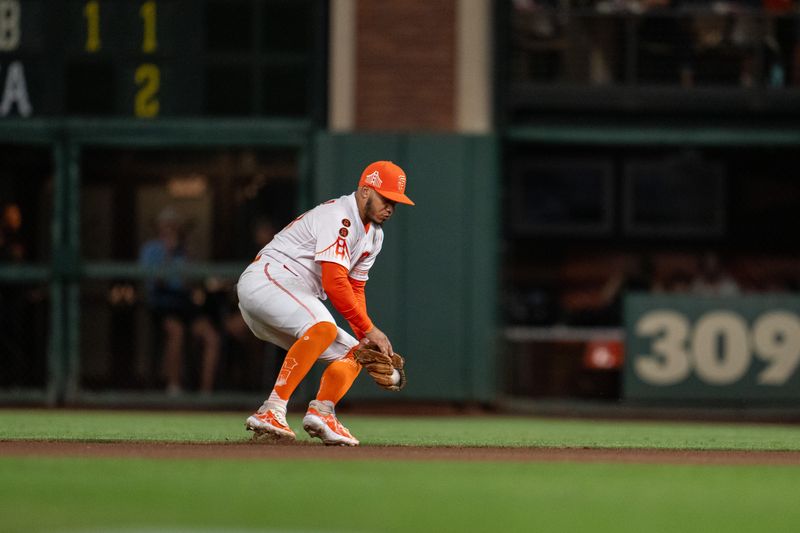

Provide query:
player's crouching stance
left=237, top=161, right=413, bottom=446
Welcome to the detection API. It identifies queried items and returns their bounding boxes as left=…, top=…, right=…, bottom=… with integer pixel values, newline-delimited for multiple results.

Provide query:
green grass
left=2, top=457, right=799, bottom=533
left=2, top=409, right=800, bottom=532
left=2, top=409, right=800, bottom=450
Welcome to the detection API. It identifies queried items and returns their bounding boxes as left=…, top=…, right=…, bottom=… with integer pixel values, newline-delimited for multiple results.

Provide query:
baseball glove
left=352, top=343, right=406, bottom=392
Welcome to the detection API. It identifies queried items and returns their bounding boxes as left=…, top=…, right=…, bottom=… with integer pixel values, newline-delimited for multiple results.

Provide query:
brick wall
left=356, top=0, right=456, bottom=131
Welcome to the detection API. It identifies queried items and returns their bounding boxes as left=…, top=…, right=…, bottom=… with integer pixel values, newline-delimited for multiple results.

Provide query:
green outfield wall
left=314, top=133, right=500, bottom=402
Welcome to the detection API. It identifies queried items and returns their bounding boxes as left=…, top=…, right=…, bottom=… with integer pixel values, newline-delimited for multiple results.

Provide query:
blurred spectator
left=220, top=216, right=283, bottom=390
left=690, top=251, right=741, bottom=296
left=0, top=203, right=33, bottom=387
left=511, top=0, right=565, bottom=82
left=650, top=251, right=740, bottom=295
left=726, top=0, right=762, bottom=87
left=0, top=203, right=25, bottom=262
left=224, top=217, right=276, bottom=344
left=139, top=207, right=221, bottom=395
left=762, top=0, right=796, bottom=87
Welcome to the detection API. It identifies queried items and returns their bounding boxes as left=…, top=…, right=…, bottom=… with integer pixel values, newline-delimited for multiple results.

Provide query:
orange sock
left=272, top=322, right=338, bottom=401
left=316, top=351, right=362, bottom=404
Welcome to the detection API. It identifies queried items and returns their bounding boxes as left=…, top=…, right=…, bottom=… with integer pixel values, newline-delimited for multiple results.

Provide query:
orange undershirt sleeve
left=348, top=277, right=368, bottom=339
left=320, top=261, right=374, bottom=338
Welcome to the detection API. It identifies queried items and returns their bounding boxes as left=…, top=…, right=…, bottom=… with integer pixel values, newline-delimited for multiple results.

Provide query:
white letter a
left=0, top=61, right=32, bottom=117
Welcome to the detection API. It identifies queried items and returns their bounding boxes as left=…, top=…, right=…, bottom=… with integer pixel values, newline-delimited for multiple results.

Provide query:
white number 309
left=635, top=310, right=800, bottom=386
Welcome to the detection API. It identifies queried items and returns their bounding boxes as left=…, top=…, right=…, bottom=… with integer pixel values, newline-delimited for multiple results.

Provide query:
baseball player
left=237, top=161, right=414, bottom=446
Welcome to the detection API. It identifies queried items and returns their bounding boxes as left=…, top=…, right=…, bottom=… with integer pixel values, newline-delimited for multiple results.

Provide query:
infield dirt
left=2, top=440, right=800, bottom=465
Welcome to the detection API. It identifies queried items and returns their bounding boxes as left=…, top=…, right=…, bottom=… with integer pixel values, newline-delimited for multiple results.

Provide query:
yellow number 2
left=134, top=63, right=159, bottom=118
left=140, top=1, right=157, bottom=53
left=83, top=0, right=101, bottom=52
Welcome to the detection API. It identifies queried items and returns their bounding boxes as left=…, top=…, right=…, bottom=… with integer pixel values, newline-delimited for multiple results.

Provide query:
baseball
left=390, top=368, right=401, bottom=386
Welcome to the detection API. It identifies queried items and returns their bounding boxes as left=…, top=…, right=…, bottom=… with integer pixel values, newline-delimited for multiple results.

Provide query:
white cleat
left=302, top=400, right=359, bottom=447
left=245, top=408, right=296, bottom=441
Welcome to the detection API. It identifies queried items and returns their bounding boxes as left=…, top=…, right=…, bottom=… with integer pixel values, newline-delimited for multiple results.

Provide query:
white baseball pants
left=236, top=257, right=358, bottom=362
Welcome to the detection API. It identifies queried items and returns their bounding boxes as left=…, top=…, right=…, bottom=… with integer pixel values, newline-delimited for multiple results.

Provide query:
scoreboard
left=0, top=0, right=324, bottom=119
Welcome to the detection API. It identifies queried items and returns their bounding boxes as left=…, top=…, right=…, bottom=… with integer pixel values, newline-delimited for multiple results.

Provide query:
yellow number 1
left=84, top=0, right=101, bottom=52
left=140, top=1, right=157, bottom=53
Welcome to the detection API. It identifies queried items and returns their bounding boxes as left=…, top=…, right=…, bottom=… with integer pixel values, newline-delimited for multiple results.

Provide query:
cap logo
left=364, top=170, right=383, bottom=188
left=397, top=175, right=406, bottom=193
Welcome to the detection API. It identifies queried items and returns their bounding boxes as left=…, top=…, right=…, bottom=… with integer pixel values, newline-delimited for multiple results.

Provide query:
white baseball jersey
left=256, top=193, right=384, bottom=300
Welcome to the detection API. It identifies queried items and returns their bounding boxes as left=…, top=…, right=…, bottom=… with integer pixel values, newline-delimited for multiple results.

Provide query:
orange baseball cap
left=358, top=161, right=415, bottom=205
